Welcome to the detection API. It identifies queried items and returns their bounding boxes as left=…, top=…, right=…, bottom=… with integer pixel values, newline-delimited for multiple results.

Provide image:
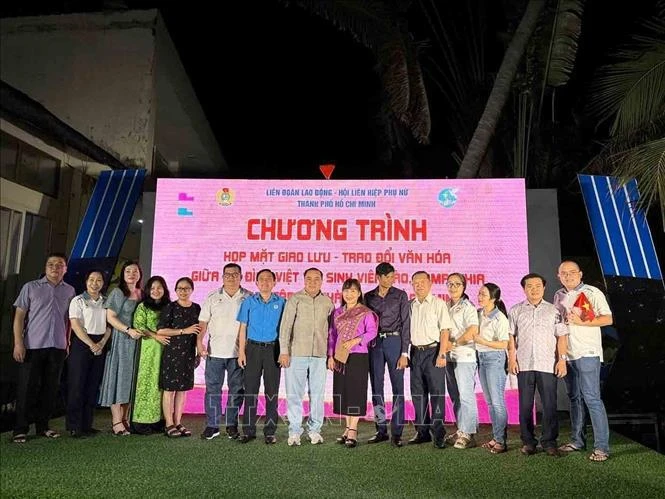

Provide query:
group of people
left=10, top=254, right=613, bottom=462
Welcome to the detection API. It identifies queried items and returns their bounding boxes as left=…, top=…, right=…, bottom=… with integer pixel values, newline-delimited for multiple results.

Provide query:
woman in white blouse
left=66, top=270, right=111, bottom=437
left=445, top=273, right=479, bottom=449
left=474, top=282, right=510, bottom=453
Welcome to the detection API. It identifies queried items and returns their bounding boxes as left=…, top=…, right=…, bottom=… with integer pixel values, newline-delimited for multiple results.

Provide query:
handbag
left=334, top=342, right=350, bottom=364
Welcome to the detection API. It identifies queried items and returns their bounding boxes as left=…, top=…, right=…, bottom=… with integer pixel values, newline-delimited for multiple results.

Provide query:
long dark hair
left=448, top=272, right=469, bottom=301
left=341, top=278, right=364, bottom=307
left=483, top=282, right=507, bottom=316
left=118, top=260, right=143, bottom=297
left=142, top=276, right=170, bottom=311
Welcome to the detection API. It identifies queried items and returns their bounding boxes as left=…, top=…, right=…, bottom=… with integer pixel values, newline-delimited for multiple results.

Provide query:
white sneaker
left=309, top=432, right=324, bottom=445
left=287, top=434, right=301, bottom=446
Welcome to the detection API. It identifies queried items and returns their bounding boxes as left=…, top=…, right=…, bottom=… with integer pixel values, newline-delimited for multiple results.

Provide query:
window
left=0, top=131, right=60, bottom=197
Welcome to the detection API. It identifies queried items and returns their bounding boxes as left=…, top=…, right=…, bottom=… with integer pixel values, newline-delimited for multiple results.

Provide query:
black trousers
left=242, top=341, right=281, bottom=437
left=14, top=347, right=67, bottom=435
left=66, top=334, right=107, bottom=431
left=410, top=346, right=446, bottom=440
left=517, top=370, right=559, bottom=449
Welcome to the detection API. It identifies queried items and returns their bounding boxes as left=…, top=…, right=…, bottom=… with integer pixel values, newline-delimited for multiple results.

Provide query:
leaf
left=547, top=0, right=585, bottom=87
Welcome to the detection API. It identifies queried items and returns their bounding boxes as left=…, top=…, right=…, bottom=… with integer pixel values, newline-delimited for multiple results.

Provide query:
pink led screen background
left=152, top=179, right=529, bottom=423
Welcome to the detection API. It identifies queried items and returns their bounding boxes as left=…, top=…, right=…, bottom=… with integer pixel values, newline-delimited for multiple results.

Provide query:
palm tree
left=284, top=0, right=431, bottom=174
left=585, top=13, right=665, bottom=226
left=456, top=0, right=546, bottom=179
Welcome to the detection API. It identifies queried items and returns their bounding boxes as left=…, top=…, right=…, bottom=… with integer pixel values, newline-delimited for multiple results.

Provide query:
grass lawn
left=2, top=412, right=664, bottom=498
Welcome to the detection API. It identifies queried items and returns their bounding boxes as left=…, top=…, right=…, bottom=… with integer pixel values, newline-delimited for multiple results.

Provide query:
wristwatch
left=559, top=354, right=569, bottom=361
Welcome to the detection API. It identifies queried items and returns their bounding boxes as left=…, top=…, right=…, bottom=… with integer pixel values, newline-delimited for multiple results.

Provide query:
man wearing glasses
left=197, top=263, right=251, bottom=440
left=554, top=261, right=613, bottom=462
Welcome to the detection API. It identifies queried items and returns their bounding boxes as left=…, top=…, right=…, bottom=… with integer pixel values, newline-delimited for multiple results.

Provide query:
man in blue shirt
left=364, top=262, right=411, bottom=447
left=237, top=269, right=286, bottom=444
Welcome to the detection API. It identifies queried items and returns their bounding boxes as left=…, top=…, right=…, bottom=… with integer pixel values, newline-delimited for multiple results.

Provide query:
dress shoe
left=433, top=439, right=445, bottom=449
left=69, top=430, right=86, bottom=439
left=368, top=433, right=389, bottom=444
left=545, top=447, right=560, bottom=457
left=391, top=436, right=403, bottom=448
left=238, top=434, right=256, bottom=444
left=408, top=433, right=432, bottom=445
left=83, top=428, right=101, bottom=436
left=520, top=445, right=537, bottom=455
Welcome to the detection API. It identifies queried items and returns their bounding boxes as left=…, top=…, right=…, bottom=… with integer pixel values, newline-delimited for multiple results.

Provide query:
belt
left=248, top=339, right=277, bottom=347
left=411, top=342, right=439, bottom=350
left=378, top=331, right=400, bottom=338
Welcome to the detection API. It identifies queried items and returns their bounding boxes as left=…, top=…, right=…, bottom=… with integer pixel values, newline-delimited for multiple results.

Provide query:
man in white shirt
left=197, top=263, right=251, bottom=440
left=554, top=260, right=613, bottom=462
left=408, top=271, right=452, bottom=448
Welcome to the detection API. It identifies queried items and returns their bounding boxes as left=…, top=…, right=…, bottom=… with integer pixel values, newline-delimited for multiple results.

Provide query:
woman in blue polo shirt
left=474, top=282, right=510, bottom=454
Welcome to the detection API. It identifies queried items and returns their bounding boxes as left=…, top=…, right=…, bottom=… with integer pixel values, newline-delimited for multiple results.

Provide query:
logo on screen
left=216, top=188, right=235, bottom=206
left=438, top=188, right=458, bottom=208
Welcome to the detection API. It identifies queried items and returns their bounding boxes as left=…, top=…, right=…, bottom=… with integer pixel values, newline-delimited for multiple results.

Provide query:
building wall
left=0, top=10, right=158, bottom=171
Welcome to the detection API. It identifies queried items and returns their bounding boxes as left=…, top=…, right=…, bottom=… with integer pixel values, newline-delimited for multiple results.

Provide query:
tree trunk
left=456, top=0, right=546, bottom=179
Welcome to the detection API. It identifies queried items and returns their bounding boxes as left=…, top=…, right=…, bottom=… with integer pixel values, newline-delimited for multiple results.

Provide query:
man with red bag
left=554, top=261, right=613, bottom=462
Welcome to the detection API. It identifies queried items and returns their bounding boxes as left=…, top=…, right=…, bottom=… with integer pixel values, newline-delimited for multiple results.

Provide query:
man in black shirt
left=364, top=262, right=411, bottom=447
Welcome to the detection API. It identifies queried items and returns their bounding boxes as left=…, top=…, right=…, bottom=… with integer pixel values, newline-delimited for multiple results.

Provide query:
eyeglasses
left=176, top=287, right=192, bottom=291
left=559, top=271, right=580, bottom=277
left=223, top=272, right=240, bottom=278
left=446, top=282, right=463, bottom=288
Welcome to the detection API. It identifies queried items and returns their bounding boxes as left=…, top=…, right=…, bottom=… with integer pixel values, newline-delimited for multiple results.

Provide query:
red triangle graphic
left=319, top=163, right=335, bottom=179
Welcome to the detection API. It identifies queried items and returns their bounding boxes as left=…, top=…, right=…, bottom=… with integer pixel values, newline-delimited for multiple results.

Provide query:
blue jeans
left=204, top=357, right=244, bottom=429
left=369, top=336, right=405, bottom=437
left=565, top=356, right=610, bottom=454
left=478, top=350, right=508, bottom=445
left=446, top=360, right=478, bottom=434
left=285, top=356, right=327, bottom=436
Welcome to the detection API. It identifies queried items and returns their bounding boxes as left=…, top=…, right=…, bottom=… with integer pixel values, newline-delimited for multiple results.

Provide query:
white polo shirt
left=476, top=307, right=510, bottom=353
left=199, top=287, right=251, bottom=358
left=447, top=298, right=479, bottom=362
left=410, top=294, right=452, bottom=346
left=553, top=283, right=612, bottom=361
left=68, top=293, right=107, bottom=335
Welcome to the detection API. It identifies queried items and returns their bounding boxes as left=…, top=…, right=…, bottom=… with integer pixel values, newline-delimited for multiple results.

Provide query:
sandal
left=344, top=428, right=358, bottom=448
left=336, top=427, right=351, bottom=444
left=490, top=442, right=507, bottom=454
left=41, top=429, right=60, bottom=439
left=165, top=425, right=181, bottom=438
left=112, top=422, right=130, bottom=436
left=176, top=424, right=192, bottom=437
left=122, top=419, right=131, bottom=431
left=12, top=433, right=27, bottom=443
left=558, top=442, right=582, bottom=452
left=481, top=439, right=497, bottom=449
left=589, top=449, right=609, bottom=462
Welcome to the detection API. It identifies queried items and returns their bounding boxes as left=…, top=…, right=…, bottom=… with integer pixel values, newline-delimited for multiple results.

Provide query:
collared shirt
left=508, top=299, right=568, bottom=374
left=237, top=292, right=286, bottom=342
left=365, top=285, right=411, bottom=354
left=553, top=283, right=612, bottom=361
left=279, top=289, right=334, bottom=357
left=476, top=307, right=510, bottom=353
left=447, top=298, right=479, bottom=362
left=13, top=277, right=76, bottom=350
left=198, top=287, right=251, bottom=358
left=69, top=292, right=107, bottom=335
left=410, top=294, right=452, bottom=346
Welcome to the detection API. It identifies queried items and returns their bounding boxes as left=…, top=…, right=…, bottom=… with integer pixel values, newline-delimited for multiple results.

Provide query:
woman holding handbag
left=327, top=278, right=378, bottom=447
